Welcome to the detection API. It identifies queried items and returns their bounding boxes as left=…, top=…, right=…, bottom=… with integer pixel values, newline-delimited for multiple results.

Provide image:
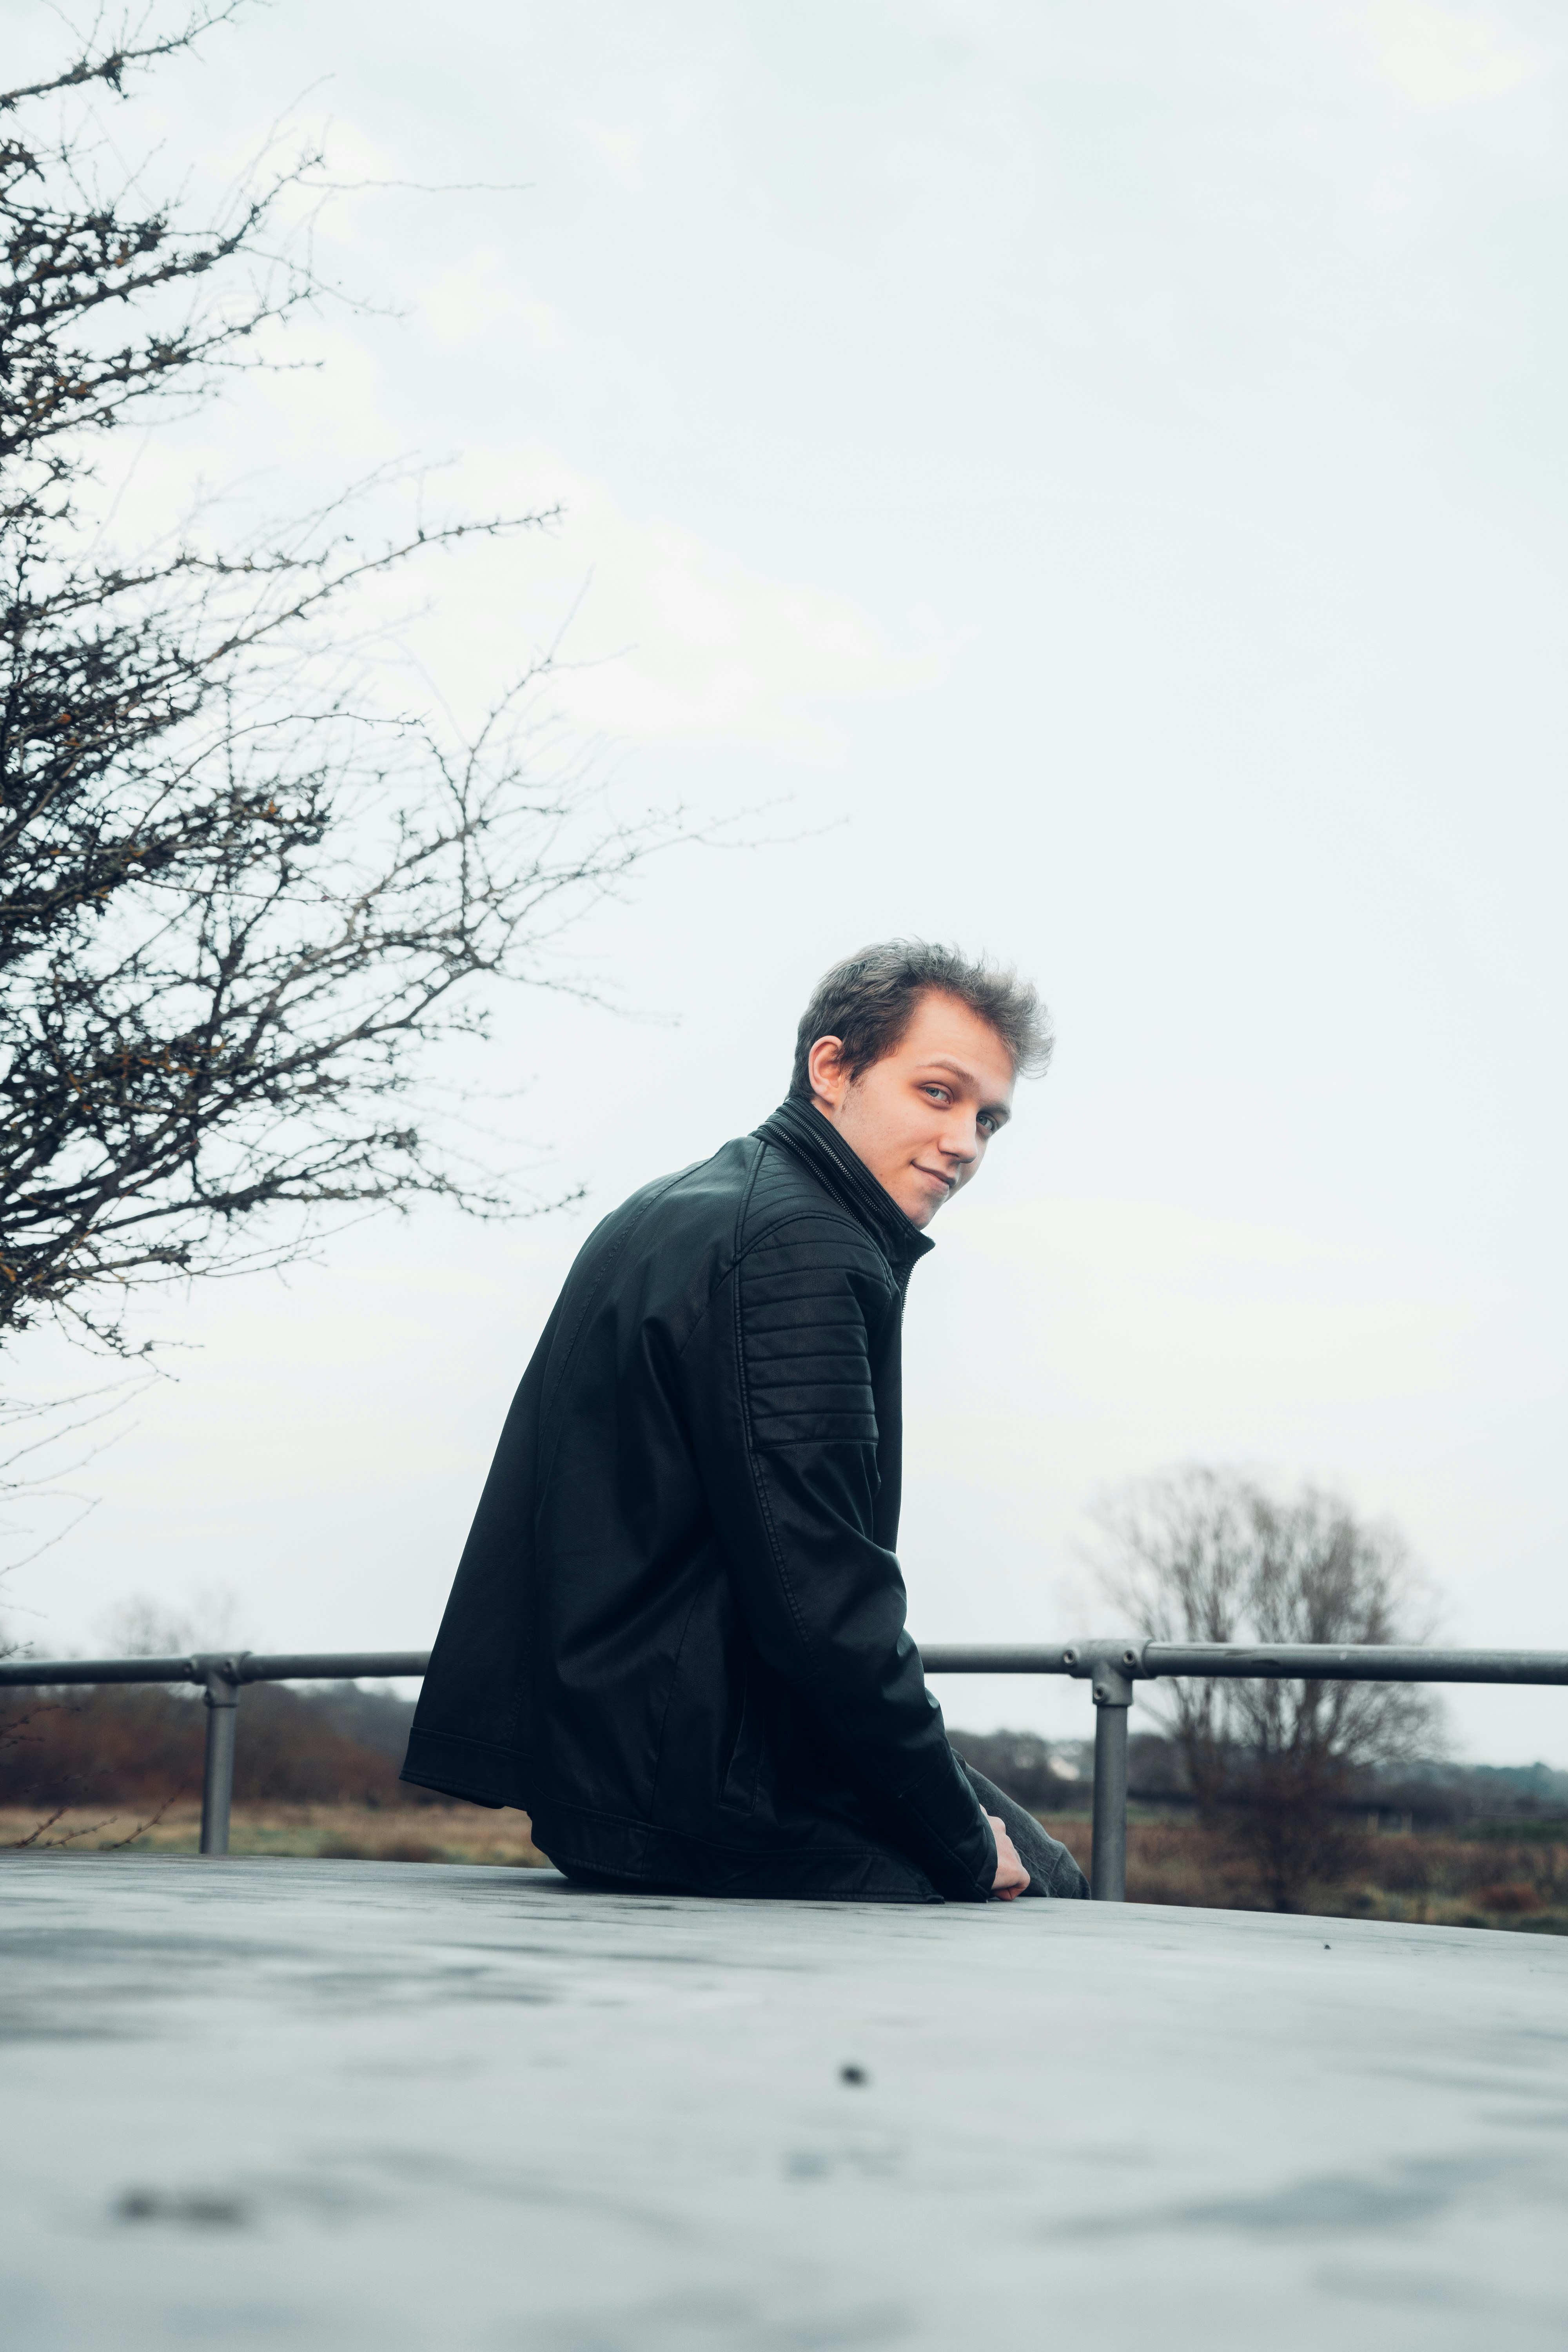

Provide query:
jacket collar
left=753, top=1095, right=936, bottom=1272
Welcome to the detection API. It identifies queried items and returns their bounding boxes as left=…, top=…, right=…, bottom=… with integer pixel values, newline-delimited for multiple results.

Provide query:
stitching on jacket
left=673, top=1224, right=883, bottom=1366
left=646, top=1575, right=708, bottom=1815
left=734, top=1209, right=891, bottom=1286
left=730, top=1237, right=819, bottom=1673
left=739, top=1137, right=896, bottom=1285
left=732, top=1135, right=765, bottom=1257
left=735, top=1223, right=884, bottom=1448
left=718, top=1662, right=760, bottom=1816
left=673, top=1138, right=890, bottom=1369
left=666, top=1138, right=766, bottom=1367
left=751, top=1107, right=929, bottom=1279
left=537, top=1165, right=692, bottom=1451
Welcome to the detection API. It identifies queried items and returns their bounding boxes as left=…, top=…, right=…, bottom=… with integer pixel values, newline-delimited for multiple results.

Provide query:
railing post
left=1090, top=1659, right=1134, bottom=1902
left=198, top=1658, right=244, bottom=1856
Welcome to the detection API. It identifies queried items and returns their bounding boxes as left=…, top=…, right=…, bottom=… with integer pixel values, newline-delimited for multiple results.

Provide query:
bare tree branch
left=1, top=14, right=700, bottom=1351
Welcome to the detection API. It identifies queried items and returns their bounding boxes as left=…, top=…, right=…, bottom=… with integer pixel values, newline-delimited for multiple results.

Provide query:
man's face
left=808, top=991, right=1016, bottom=1229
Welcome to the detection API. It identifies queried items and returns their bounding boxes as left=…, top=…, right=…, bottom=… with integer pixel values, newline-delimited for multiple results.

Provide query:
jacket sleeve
left=681, top=1212, right=998, bottom=1901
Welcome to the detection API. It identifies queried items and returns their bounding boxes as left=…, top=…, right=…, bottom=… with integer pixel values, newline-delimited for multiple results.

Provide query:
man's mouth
left=913, top=1163, right=954, bottom=1194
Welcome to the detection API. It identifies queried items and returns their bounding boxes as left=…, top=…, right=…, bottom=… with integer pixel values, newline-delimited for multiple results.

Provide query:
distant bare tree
left=2, top=13, right=686, bottom=1354
left=1086, top=1467, right=1257, bottom=1818
left=1088, top=1466, right=1444, bottom=1908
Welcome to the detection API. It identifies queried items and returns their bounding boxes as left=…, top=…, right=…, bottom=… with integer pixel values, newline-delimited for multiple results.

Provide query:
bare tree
left=1084, top=1466, right=1258, bottom=1817
left=1088, top=1466, right=1444, bottom=1907
left=2, top=13, right=686, bottom=1353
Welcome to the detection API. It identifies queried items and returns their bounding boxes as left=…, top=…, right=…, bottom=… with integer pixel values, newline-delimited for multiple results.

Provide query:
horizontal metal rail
left=919, top=1643, right=1568, bottom=1684
left=0, top=1651, right=432, bottom=1688
left=3, top=1641, right=1563, bottom=1895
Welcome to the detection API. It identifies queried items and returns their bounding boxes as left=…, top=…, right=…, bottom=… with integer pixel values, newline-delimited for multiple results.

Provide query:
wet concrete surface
left=2, top=1851, right=1565, bottom=2349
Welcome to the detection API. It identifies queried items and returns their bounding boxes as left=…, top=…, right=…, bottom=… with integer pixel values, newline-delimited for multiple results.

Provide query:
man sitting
left=403, top=940, right=1089, bottom=1904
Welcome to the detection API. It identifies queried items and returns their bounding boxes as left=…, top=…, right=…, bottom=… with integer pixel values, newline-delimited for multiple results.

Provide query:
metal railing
left=0, top=1650, right=426, bottom=1863
left=3, top=1639, right=1565, bottom=1898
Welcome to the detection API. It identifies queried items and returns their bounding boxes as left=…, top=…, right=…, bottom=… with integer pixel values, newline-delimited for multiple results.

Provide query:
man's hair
left=788, top=940, right=1053, bottom=1100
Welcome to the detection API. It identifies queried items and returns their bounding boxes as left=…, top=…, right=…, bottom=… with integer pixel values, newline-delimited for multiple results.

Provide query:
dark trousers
left=953, top=1754, right=1091, bottom=1900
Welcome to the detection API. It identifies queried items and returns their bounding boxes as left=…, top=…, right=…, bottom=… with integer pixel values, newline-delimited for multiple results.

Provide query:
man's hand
left=987, top=1814, right=1030, bottom=1900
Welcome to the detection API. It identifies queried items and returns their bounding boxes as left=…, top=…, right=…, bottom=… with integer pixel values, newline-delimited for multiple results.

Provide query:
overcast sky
left=7, top=0, right=1568, bottom=1761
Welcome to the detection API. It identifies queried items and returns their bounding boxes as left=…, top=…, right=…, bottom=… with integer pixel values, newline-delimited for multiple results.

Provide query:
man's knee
left=1047, top=1851, right=1092, bottom=1899
left=1019, top=1838, right=1089, bottom=1900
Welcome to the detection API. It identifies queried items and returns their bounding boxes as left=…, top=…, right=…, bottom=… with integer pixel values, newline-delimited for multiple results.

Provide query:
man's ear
left=807, top=1034, right=849, bottom=1110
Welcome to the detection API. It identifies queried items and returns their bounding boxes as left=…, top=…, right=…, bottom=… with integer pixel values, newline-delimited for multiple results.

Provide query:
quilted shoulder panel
left=739, top=1134, right=826, bottom=1238
left=739, top=1217, right=893, bottom=1450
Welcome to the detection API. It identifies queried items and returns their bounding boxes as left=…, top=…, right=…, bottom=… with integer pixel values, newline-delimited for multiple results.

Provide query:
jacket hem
left=402, top=1730, right=970, bottom=1902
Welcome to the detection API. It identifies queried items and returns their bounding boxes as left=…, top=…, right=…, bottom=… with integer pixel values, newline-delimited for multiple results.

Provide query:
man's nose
left=938, top=1118, right=979, bottom=1165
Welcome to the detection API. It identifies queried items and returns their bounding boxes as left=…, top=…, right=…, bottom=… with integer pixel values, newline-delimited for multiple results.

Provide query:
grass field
left=6, top=1799, right=1565, bottom=1933
left=1038, top=1810, right=1568, bottom=1934
left=0, top=1802, right=553, bottom=1868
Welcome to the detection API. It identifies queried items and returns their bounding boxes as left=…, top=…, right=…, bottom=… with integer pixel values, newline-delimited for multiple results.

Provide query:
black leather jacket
left=401, top=1095, right=998, bottom=1902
